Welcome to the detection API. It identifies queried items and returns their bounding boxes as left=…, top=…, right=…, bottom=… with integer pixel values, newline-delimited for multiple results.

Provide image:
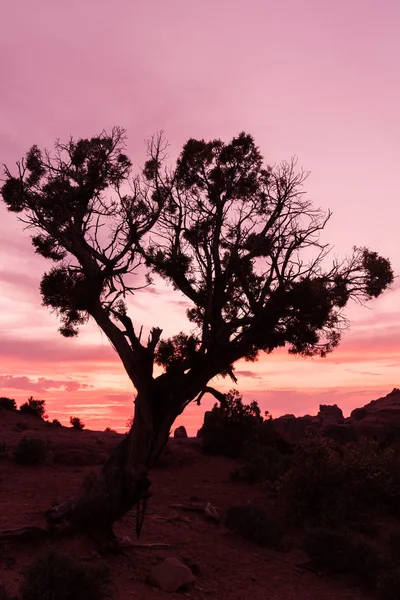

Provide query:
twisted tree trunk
left=45, top=390, right=178, bottom=551
left=2, top=375, right=218, bottom=551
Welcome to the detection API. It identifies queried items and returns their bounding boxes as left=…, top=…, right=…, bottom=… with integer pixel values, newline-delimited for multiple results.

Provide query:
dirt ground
left=0, top=411, right=370, bottom=599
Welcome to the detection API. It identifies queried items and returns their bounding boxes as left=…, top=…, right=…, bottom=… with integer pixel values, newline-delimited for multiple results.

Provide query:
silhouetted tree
left=19, top=396, right=46, bottom=419
left=70, top=416, right=85, bottom=430
left=1, top=127, right=393, bottom=549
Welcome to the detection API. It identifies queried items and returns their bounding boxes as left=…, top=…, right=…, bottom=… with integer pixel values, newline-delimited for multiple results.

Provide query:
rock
left=147, top=557, right=195, bottom=592
left=263, top=389, right=400, bottom=446
left=348, top=389, right=400, bottom=443
left=174, top=425, right=188, bottom=439
left=317, top=404, right=344, bottom=424
left=273, top=414, right=316, bottom=443
left=321, top=423, right=358, bottom=444
left=349, top=407, right=368, bottom=421
left=204, top=502, right=220, bottom=522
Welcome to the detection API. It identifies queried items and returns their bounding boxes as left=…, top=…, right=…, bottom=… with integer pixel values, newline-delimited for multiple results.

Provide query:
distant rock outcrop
left=273, top=414, right=315, bottom=443
left=174, top=425, right=188, bottom=439
left=270, top=389, right=400, bottom=445
left=318, top=404, right=345, bottom=424
left=346, top=388, right=400, bottom=442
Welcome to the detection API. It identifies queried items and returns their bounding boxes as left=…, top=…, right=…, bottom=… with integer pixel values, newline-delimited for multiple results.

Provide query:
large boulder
left=318, top=404, right=345, bottom=424
left=273, top=414, right=316, bottom=443
left=147, top=557, right=195, bottom=592
left=174, top=425, right=188, bottom=439
left=347, top=389, right=400, bottom=442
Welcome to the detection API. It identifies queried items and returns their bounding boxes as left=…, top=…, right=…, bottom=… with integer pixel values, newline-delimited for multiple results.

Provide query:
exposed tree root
left=169, top=503, right=207, bottom=512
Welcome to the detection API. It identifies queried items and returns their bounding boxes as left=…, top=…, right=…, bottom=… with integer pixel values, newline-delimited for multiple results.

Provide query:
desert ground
left=0, top=409, right=373, bottom=600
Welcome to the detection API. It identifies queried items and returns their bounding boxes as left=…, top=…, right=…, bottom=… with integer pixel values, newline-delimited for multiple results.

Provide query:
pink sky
left=1, top=0, right=399, bottom=434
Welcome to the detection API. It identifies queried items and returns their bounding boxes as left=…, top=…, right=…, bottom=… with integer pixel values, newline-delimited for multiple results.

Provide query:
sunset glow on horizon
left=1, top=0, right=399, bottom=435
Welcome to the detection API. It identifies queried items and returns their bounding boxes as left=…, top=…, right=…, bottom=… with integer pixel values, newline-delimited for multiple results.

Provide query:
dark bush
left=53, top=443, right=107, bottom=466
left=0, top=397, right=17, bottom=411
left=15, top=421, right=29, bottom=432
left=20, top=551, right=109, bottom=600
left=14, top=437, right=48, bottom=465
left=280, top=434, right=400, bottom=526
left=232, top=420, right=293, bottom=484
left=225, top=505, right=284, bottom=548
left=200, top=390, right=265, bottom=458
left=104, top=427, right=116, bottom=433
left=388, top=531, right=400, bottom=562
left=52, top=419, right=62, bottom=427
left=0, top=585, right=13, bottom=600
left=377, top=566, right=400, bottom=600
left=83, top=471, right=98, bottom=490
left=125, top=416, right=133, bottom=433
left=70, top=416, right=84, bottom=430
left=304, top=527, right=382, bottom=586
left=20, top=397, right=46, bottom=419
left=0, top=442, right=8, bottom=458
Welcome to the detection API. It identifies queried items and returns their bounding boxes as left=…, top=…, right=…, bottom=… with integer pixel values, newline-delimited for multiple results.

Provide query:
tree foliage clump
left=1, top=128, right=393, bottom=387
left=19, top=552, right=109, bottom=600
left=19, top=397, right=47, bottom=419
left=14, top=437, right=48, bottom=465
left=199, top=390, right=265, bottom=457
left=70, top=416, right=85, bottom=430
left=0, top=397, right=17, bottom=411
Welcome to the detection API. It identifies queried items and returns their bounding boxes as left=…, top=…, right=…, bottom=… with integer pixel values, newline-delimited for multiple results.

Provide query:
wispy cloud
left=344, top=368, right=381, bottom=376
left=236, top=370, right=262, bottom=379
left=0, top=374, right=91, bottom=392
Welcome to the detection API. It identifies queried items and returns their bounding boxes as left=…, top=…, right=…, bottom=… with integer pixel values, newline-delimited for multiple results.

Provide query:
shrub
left=200, top=390, right=265, bottom=458
left=0, top=441, right=8, bottom=458
left=231, top=445, right=292, bottom=484
left=14, top=437, right=48, bottom=465
left=388, top=531, right=400, bottom=562
left=45, top=419, right=62, bottom=428
left=125, top=416, right=133, bottom=433
left=377, top=566, right=400, bottom=600
left=15, top=421, right=28, bottom=432
left=0, top=585, right=13, bottom=600
left=279, top=435, right=348, bottom=525
left=225, top=505, right=284, bottom=548
left=83, top=471, right=98, bottom=490
left=232, top=420, right=293, bottom=484
left=70, top=416, right=84, bottom=430
left=303, top=527, right=382, bottom=586
left=0, top=397, right=17, bottom=411
left=104, top=427, right=116, bottom=433
left=279, top=434, right=400, bottom=526
left=20, top=397, right=46, bottom=419
left=20, top=551, right=109, bottom=600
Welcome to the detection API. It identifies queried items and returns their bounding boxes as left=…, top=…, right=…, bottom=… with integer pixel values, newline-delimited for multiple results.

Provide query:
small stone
left=147, top=556, right=195, bottom=592
left=204, top=502, right=220, bottom=522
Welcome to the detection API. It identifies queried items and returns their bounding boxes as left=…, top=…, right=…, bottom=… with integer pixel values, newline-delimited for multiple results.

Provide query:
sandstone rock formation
left=174, top=425, right=188, bottom=439
left=271, top=389, right=400, bottom=445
